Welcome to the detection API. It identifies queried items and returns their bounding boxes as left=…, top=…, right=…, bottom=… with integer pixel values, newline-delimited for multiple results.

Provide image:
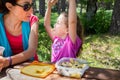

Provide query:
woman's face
left=9, top=0, right=33, bottom=21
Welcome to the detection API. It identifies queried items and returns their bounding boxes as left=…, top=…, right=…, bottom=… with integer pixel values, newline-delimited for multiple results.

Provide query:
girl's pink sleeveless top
left=51, top=35, right=82, bottom=63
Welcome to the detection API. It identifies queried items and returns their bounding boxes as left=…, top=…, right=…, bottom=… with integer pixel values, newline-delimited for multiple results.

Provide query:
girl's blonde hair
left=76, top=16, right=84, bottom=56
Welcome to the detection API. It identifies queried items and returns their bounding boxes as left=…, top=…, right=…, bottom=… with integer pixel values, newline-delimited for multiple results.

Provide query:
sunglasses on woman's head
left=15, top=3, right=34, bottom=11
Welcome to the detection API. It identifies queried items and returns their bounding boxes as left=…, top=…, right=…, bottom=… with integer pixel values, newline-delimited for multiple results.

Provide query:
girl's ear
left=5, top=2, right=13, bottom=11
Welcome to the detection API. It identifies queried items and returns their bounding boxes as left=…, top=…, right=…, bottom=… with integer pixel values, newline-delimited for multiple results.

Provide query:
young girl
left=44, top=0, right=83, bottom=63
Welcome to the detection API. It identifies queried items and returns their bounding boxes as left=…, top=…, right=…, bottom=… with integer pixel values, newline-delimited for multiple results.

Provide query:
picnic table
left=0, top=61, right=120, bottom=80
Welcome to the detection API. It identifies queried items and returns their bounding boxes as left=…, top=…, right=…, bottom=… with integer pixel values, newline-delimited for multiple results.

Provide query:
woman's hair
left=0, top=0, right=16, bottom=14
left=60, top=12, right=84, bottom=56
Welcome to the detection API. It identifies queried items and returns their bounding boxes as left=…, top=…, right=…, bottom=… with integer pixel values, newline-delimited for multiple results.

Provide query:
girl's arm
left=68, top=0, right=77, bottom=43
left=44, top=0, right=57, bottom=41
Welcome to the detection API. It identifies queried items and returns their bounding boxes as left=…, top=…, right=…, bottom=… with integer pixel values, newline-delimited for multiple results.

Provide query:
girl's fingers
left=51, top=0, right=58, bottom=5
left=51, top=0, right=58, bottom=3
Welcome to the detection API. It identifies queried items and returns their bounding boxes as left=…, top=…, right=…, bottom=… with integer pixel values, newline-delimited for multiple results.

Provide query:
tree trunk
left=39, top=0, right=45, bottom=17
left=109, top=0, right=120, bottom=34
left=61, top=0, right=66, bottom=12
left=57, top=0, right=61, bottom=14
left=57, top=0, right=66, bottom=14
left=32, top=0, right=37, bottom=14
left=80, top=3, right=83, bottom=14
left=105, top=1, right=113, bottom=10
left=86, top=0, right=97, bottom=21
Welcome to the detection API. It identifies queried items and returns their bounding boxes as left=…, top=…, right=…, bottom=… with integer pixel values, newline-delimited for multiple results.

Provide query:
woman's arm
left=11, top=20, right=38, bottom=65
left=68, top=0, right=77, bottom=43
left=0, top=17, right=38, bottom=71
left=44, top=0, right=58, bottom=41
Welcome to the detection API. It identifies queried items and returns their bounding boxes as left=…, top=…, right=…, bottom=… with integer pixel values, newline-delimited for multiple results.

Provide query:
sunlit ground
left=79, top=34, right=120, bottom=70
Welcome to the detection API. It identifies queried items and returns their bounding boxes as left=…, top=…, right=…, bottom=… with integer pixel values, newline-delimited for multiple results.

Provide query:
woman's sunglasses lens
left=23, top=3, right=33, bottom=11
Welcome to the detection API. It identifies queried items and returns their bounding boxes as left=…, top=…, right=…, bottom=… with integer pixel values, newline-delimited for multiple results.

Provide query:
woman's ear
left=5, top=2, right=13, bottom=11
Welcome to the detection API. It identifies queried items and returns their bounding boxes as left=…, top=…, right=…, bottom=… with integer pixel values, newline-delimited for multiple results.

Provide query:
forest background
left=32, top=0, right=120, bottom=70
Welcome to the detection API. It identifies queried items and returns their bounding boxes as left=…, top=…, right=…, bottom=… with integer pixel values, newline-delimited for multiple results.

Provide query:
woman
left=0, top=0, right=38, bottom=71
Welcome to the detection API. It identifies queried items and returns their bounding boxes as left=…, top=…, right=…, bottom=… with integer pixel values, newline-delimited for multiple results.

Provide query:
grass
left=37, top=13, right=120, bottom=70
left=37, top=13, right=58, bottom=62
left=79, top=34, right=120, bottom=70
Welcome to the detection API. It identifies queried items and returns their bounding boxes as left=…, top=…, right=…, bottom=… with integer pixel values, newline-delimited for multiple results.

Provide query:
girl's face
left=9, top=0, right=33, bottom=21
left=53, top=14, right=68, bottom=38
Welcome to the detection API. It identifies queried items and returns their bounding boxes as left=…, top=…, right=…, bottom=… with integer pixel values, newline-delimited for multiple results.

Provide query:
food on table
left=21, top=61, right=55, bottom=78
left=70, top=73, right=81, bottom=78
left=60, top=58, right=86, bottom=69
left=55, top=57, right=89, bottom=78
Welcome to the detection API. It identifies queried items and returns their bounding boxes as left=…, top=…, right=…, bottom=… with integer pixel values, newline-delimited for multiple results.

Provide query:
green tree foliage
left=81, top=9, right=112, bottom=34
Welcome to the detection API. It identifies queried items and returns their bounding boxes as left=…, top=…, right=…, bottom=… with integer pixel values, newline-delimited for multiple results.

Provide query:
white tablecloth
left=0, top=68, right=40, bottom=80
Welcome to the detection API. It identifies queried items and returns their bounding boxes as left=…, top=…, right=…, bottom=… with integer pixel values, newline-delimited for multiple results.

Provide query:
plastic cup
left=0, top=46, right=5, bottom=56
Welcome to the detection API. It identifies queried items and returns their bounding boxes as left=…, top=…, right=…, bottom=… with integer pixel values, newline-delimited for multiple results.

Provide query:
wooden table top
left=82, top=67, right=120, bottom=80
left=0, top=62, right=120, bottom=80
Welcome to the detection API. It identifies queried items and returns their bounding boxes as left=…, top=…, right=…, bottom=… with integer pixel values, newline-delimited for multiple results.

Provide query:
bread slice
left=20, top=61, right=55, bottom=78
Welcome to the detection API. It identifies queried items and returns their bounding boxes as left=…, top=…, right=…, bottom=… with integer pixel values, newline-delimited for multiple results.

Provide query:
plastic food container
left=55, top=57, right=89, bottom=78
left=0, top=46, right=5, bottom=56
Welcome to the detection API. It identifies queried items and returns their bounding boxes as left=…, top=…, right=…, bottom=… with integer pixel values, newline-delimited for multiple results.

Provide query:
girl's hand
left=47, top=0, right=58, bottom=7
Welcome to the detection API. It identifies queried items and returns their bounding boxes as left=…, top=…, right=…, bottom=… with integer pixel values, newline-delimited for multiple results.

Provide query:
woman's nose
left=28, top=8, right=33, bottom=14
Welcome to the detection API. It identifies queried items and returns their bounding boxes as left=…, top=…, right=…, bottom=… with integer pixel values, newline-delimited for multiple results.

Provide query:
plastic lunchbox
left=55, top=57, right=89, bottom=78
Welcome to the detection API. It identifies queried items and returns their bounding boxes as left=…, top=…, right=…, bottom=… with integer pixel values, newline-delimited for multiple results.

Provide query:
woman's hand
left=47, top=0, right=58, bottom=7
left=0, top=56, right=5, bottom=72
left=0, top=56, right=9, bottom=72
